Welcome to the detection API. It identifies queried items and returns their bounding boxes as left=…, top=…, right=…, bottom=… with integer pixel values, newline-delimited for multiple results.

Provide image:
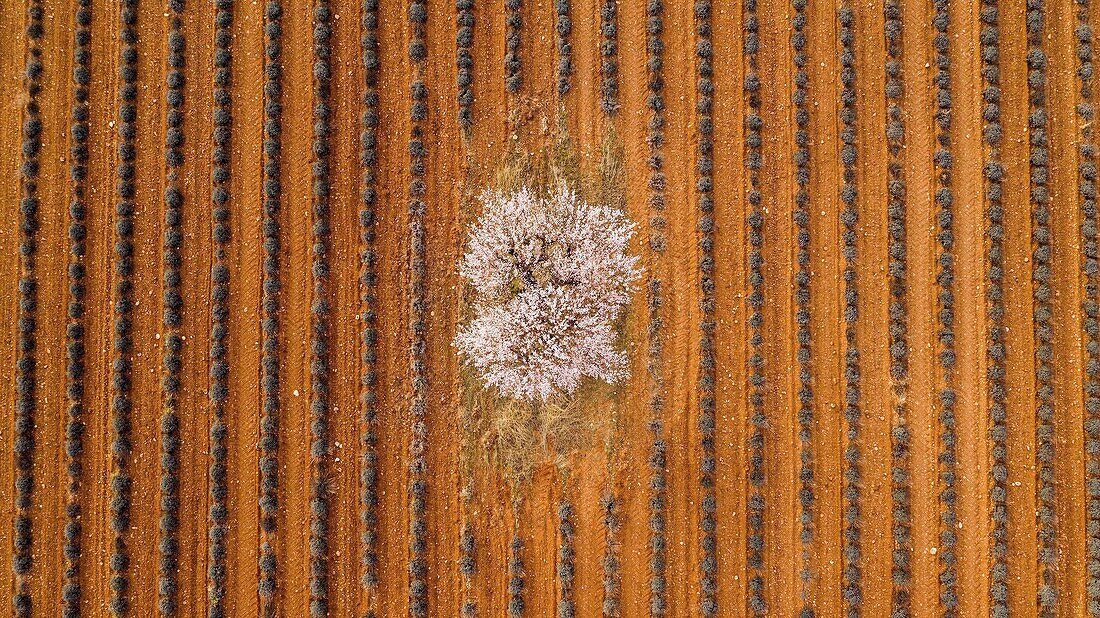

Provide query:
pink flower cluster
left=455, top=185, right=641, bottom=401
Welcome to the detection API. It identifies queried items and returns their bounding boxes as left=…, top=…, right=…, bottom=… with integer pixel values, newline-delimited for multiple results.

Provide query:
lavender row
left=981, top=0, right=1009, bottom=614
left=13, top=3, right=44, bottom=616
left=408, top=0, right=431, bottom=613
left=791, top=1, right=815, bottom=613
left=837, top=7, right=863, bottom=616
left=64, top=0, right=93, bottom=615
left=360, top=0, right=382, bottom=612
left=158, top=1, right=187, bottom=614
left=258, top=0, right=284, bottom=611
left=744, top=0, right=767, bottom=612
left=308, top=3, right=334, bottom=615
left=1078, top=0, right=1100, bottom=613
left=109, top=3, right=140, bottom=613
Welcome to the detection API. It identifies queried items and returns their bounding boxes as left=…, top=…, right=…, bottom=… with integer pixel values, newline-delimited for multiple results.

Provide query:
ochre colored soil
left=0, top=0, right=1096, bottom=616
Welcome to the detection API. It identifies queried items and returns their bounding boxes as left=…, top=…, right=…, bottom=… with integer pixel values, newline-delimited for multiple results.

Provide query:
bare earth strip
left=422, top=0, right=465, bottom=613
left=173, top=4, right=215, bottom=612
left=1000, top=0, right=1039, bottom=613
left=807, top=1, right=844, bottom=613
left=371, top=0, right=412, bottom=612
left=272, top=1, right=314, bottom=613
left=0, top=0, right=24, bottom=609
left=950, top=0, right=993, bottom=614
left=852, top=2, right=894, bottom=614
left=756, top=1, right=798, bottom=612
left=465, top=0, right=510, bottom=611
left=26, top=1, right=75, bottom=610
left=226, top=0, right=264, bottom=613
left=898, top=0, right=941, bottom=612
left=324, top=0, right=366, bottom=614
left=81, top=3, right=125, bottom=615
left=123, top=2, right=166, bottom=613
left=710, top=0, right=750, bottom=614
left=1049, top=0, right=1088, bottom=611
left=656, top=0, right=702, bottom=614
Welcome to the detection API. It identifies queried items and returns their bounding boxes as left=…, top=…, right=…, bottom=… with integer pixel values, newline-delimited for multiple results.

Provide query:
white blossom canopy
left=455, top=185, right=642, bottom=401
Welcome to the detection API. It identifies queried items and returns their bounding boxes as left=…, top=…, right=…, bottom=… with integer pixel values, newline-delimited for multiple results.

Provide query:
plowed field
left=1, top=0, right=1098, bottom=616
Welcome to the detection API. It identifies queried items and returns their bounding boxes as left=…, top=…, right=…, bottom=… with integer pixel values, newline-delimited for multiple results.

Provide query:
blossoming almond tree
left=455, top=184, right=642, bottom=401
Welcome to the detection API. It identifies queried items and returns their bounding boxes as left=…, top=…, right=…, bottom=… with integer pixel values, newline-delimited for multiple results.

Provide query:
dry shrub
left=466, top=370, right=614, bottom=487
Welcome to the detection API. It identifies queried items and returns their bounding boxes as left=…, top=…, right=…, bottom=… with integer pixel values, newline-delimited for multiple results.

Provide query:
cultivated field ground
left=1, top=0, right=1098, bottom=616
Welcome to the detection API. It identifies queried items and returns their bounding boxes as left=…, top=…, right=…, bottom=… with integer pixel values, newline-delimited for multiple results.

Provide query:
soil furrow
left=807, top=2, right=843, bottom=613
left=422, top=0, right=465, bottom=613
left=124, top=0, right=166, bottom=612
left=998, top=0, right=1038, bottom=613
left=949, top=0, right=992, bottom=613
left=28, top=0, right=85, bottom=611
left=272, top=0, right=312, bottom=611
left=897, top=0, right=941, bottom=611
left=225, top=0, right=264, bottom=612
left=324, top=0, right=366, bottom=615
left=563, top=0, right=597, bottom=155
left=78, top=1, right=124, bottom=613
left=174, top=1, right=214, bottom=610
left=710, top=0, right=751, bottom=615
left=1048, top=0, right=1087, bottom=610
left=759, top=3, right=798, bottom=609
left=370, top=0, right=412, bottom=611
left=656, top=0, right=701, bottom=614
left=852, top=1, right=895, bottom=615
left=0, top=0, right=26, bottom=610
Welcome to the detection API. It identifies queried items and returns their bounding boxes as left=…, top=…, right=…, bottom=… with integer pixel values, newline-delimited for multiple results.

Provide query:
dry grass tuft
left=465, top=369, right=614, bottom=488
